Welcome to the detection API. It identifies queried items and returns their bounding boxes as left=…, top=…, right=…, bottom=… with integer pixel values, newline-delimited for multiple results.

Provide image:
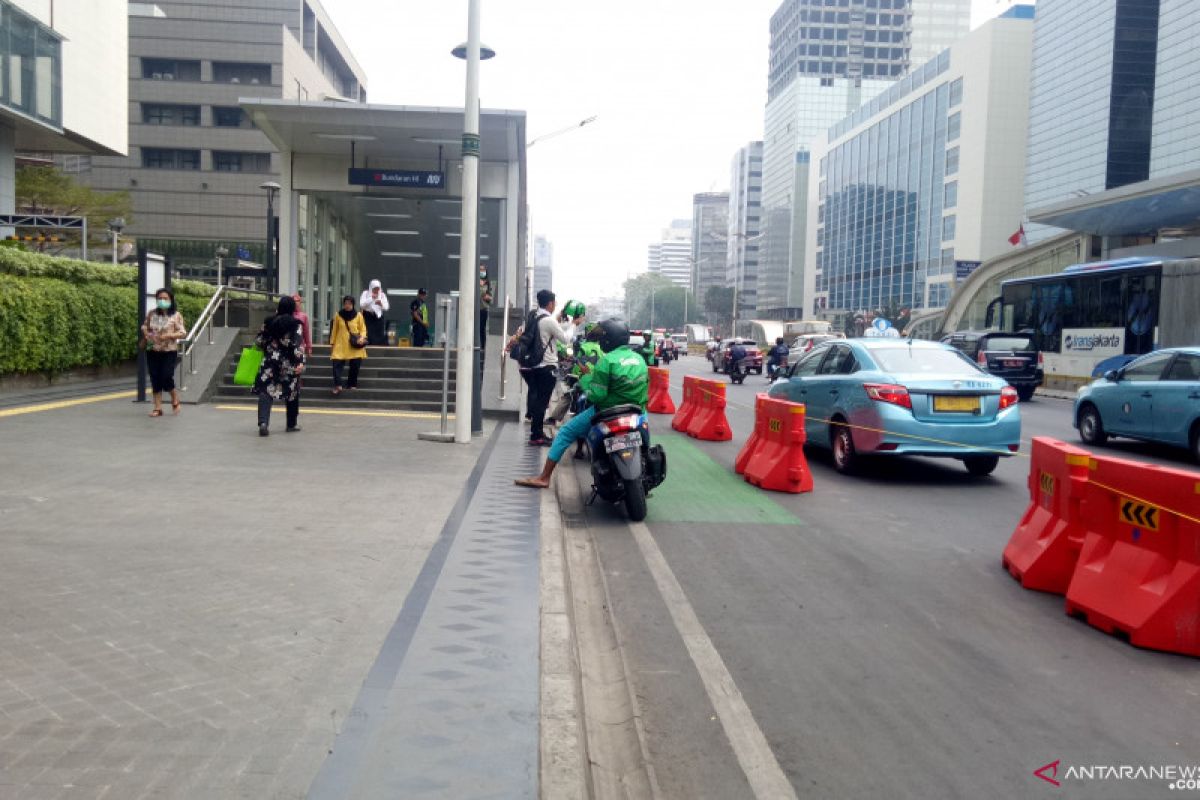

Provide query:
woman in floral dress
left=253, top=295, right=307, bottom=436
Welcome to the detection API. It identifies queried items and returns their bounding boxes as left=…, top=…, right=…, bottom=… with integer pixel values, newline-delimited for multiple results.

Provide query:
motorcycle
left=728, top=356, right=752, bottom=385
left=766, top=357, right=788, bottom=382
left=586, top=404, right=667, bottom=522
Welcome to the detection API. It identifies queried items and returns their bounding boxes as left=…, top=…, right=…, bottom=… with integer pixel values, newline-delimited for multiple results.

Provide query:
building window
left=142, top=103, right=199, bottom=126
left=212, top=62, right=271, bottom=85
left=213, top=151, right=271, bottom=173
left=947, top=111, right=961, bottom=142
left=142, top=58, right=200, bottom=81
left=212, top=106, right=250, bottom=128
left=142, top=148, right=200, bottom=170
left=0, top=4, right=63, bottom=125
left=945, top=146, right=959, bottom=176
left=941, top=248, right=955, bottom=273
left=942, top=214, right=956, bottom=242
left=943, top=180, right=958, bottom=209
left=949, top=77, right=963, bottom=107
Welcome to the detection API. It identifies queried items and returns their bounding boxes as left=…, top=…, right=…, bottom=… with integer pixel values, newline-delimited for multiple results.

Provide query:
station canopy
left=1029, top=168, right=1200, bottom=237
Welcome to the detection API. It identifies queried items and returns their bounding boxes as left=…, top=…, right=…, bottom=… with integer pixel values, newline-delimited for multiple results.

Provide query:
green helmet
left=563, top=300, right=586, bottom=319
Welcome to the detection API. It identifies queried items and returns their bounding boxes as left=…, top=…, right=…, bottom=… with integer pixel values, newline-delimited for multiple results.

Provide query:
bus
left=994, top=257, right=1200, bottom=386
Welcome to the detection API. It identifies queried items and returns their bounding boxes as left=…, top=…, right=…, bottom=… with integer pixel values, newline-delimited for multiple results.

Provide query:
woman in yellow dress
left=329, top=294, right=368, bottom=396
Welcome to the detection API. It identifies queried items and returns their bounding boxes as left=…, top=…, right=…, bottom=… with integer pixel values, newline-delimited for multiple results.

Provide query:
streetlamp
left=106, top=217, right=125, bottom=264
left=449, top=2, right=495, bottom=444
left=259, top=181, right=281, bottom=293
left=214, top=245, right=229, bottom=287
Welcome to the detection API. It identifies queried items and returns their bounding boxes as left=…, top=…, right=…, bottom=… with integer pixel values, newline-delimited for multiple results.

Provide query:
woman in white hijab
left=359, top=279, right=390, bottom=345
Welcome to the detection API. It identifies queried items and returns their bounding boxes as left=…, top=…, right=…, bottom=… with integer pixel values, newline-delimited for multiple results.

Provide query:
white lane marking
left=629, top=520, right=798, bottom=800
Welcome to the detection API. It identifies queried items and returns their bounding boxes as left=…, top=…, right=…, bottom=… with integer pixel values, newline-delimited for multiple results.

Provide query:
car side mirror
left=1103, top=369, right=1119, bottom=382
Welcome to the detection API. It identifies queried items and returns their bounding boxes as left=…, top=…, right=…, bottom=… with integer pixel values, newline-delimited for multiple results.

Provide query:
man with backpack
left=510, top=289, right=573, bottom=445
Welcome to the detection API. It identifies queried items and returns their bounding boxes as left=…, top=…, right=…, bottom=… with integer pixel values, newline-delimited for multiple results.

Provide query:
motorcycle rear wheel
left=623, top=479, right=647, bottom=521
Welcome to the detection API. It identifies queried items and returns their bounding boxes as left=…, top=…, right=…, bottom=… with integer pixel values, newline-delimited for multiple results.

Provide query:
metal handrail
left=177, top=285, right=286, bottom=393
left=498, top=294, right=510, bottom=400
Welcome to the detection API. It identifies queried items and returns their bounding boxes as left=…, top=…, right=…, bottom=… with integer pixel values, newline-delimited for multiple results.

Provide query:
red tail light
left=977, top=349, right=988, bottom=366
left=999, top=386, right=1019, bottom=410
left=1037, top=351, right=1044, bottom=368
left=863, top=383, right=912, bottom=410
left=597, top=414, right=642, bottom=435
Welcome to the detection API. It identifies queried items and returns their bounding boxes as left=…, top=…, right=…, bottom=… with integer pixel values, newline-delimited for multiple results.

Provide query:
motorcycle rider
left=516, top=318, right=648, bottom=489
left=726, top=339, right=747, bottom=375
left=766, top=337, right=789, bottom=380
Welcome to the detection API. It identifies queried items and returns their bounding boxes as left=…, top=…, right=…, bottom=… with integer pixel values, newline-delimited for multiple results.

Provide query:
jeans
left=258, top=393, right=299, bottom=429
left=146, top=350, right=177, bottom=393
left=527, top=366, right=556, bottom=441
left=331, top=359, right=361, bottom=389
left=548, top=405, right=596, bottom=462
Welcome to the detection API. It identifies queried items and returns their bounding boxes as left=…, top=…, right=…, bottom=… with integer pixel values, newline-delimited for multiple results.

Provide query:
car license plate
left=933, top=395, right=981, bottom=413
left=605, top=433, right=641, bottom=453
left=1002, top=359, right=1024, bottom=368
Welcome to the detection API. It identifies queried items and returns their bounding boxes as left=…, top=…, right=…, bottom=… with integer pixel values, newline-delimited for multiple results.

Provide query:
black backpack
left=509, top=310, right=546, bottom=369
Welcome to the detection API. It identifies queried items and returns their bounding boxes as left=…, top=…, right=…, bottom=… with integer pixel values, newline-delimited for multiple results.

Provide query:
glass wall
left=0, top=1, right=61, bottom=127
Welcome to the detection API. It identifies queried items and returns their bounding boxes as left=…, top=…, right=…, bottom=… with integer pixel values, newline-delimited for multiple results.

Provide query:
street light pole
left=259, top=181, right=280, bottom=293
left=107, top=217, right=124, bottom=265
left=453, top=0, right=483, bottom=444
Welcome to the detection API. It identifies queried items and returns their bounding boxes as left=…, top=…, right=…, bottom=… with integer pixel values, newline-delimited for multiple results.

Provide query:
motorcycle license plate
left=605, top=433, right=641, bottom=453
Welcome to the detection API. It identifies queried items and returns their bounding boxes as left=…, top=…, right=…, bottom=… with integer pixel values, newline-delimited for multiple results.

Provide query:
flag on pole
left=1008, top=223, right=1026, bottom=246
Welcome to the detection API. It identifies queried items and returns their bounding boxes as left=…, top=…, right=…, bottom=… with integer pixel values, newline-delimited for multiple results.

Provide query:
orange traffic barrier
left=737, top=395, right=813, bottom=494
left=1001, top=437, right=1091, bottom=594
left=735, top=394, right=770, bottom=474
left=685, top=379, right=733, bottom=441
left=1064, top=455, right=1200, bottom=656
left=647, top=366, right=676, bottom=414
left=671, top=375, right=699, bottom=432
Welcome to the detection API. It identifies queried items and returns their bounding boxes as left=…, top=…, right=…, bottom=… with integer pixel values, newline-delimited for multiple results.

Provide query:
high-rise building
left=757, top=0, right=972, bottom=314
left=647, top=219, right=692, bottom=289
left=72, top=0, right=366, bottom=273
left=533, top=234, right=554, bottom=293
left=727, top=142, right=763, bottom=313
left=691, top=192, right=729, bottom=302
left=2, top=1, right=127, bottom=231
left=808, top=9, right=1034, bottom=317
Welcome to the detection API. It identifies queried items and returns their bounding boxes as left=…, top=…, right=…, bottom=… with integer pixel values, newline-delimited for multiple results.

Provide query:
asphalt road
left=574, top=353, right=1200, bottom=800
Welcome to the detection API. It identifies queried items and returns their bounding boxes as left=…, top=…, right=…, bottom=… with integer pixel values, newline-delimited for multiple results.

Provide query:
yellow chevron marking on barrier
left=1119, top=498, right=1162, bottom=531
left=1040, top=471, right=1055, bottom=496
left=0, top=391, right=135, bottom=418
left=214, top=404, right=448, bottom=420
left=768, top=418, right=783, bottom=433
left=1089, top=480, right=1200, bottom=527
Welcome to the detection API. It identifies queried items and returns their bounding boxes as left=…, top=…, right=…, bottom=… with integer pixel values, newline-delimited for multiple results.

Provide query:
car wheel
left=963, top=455, right=1000, bottom=476
left=1078, top=404, right=1108, bottom=445
left=830, top=422, right=859, bottom=475
left=1017, top=386, right=1035, bottom=403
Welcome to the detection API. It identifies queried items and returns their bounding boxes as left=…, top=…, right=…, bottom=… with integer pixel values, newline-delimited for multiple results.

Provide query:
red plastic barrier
left=741, top=396, right=813, bottom=494
left=1001, top=437, right=1091, bottom=594
left=1065, top=455, right=1200, bottom=656
left=646, top=367, right=676, bottom=414
left=735, top=394, right=770, bottom=475
left=685, top=379, right=733, bottom=441
left=671, top=375, right=699, bottom=432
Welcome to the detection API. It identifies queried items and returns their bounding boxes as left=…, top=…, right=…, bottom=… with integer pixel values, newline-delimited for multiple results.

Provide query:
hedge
left=0, top=249, right=214, bottom=376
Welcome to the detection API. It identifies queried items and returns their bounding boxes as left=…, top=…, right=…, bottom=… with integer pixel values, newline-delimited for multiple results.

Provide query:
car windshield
left=870, top=347, right=981, bottom=375
left=983, top=336, right=1033, bottom=351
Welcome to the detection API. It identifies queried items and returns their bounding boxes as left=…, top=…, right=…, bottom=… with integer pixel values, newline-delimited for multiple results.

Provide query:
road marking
left=0, top=391, right=135, bottom=418
left=629, top=519, right=798, bottom=800
left=214, top=404, right=448, bottom=420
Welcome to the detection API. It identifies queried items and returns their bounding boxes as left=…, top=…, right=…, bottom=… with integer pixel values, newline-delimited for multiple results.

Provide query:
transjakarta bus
left=994, top=257, right=1200, bottom=385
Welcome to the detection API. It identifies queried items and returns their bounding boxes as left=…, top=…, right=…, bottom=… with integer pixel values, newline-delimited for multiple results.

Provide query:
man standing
left=410, top=288, right=430, bottom=347
left=527, top=289, right=572, bottom=446
left=478, top=267, right=493, bottom=351
left=359, top=279, right=390, bottom=345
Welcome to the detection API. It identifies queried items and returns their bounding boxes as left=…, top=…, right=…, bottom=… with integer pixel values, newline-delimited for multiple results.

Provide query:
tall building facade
left=533, top=234, right=554, bottom=292
left=727, top=142, right=763, bottom=312
left=691, top=192, right=729, bottom=301
left=1025, top=0, right=1199, bottom=245
left=2, top=1, right=127, bottom=230
left=808, top=10, right=1034, bottom=317
left=647, top=219, right=692, bottom=289
left=73, top=0, right=366, bottom=272
left=758, top=0, right=972, bottom=314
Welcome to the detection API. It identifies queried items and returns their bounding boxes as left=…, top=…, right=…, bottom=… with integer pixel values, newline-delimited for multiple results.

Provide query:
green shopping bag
left=233, top=346, right=263, bottom=386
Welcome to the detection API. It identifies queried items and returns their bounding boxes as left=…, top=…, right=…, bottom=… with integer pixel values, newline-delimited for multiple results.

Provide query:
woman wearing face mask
left=359, top=279, right=389, bottom=346
left=479, top=266, right=493, bottom=351
left=329, top=294, right=367, bottom=395
left=140, top=288, right=188, bottom=417
left=253, top=295, right=306, bottom=436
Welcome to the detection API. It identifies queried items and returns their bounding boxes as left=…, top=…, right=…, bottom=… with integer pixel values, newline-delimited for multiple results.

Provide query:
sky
left=326, top=0, right=1026, bottom=305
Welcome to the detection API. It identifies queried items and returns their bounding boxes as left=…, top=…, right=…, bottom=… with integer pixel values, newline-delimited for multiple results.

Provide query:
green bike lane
left=572, top=357, right=1200, bottom=799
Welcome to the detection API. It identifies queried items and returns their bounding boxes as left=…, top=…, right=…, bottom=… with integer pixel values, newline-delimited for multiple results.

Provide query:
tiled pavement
left=0, top=397, right=542, bottom=799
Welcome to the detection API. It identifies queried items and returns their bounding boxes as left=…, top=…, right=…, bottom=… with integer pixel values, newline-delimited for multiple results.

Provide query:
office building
left=533, top=234, right=554, bottom=293
left=727, top=141, right=763, bottom=312
left=73, top=0, right=366, bottom=275
left=1, top=1, right=127, bottom=228
left=692, top=192, right=729, bottom=301
left=758, top=0, right=972, bottom=314
left=808, top=10, right=1034, bottom=316
left=647, top=219, right=692, bottom=289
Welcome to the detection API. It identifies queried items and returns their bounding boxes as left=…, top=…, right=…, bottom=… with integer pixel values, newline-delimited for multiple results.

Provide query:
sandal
left=149, top=409, right=163, bottom=417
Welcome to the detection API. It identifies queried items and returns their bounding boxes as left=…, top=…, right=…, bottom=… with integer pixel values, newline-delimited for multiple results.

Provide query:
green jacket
left=572, top=340, right=604, bottom=393
left=587, top=345, right=649, bottom=411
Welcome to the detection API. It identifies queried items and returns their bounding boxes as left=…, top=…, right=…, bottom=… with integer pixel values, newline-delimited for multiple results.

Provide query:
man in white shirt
left=528, top=289, right=573, bottom=445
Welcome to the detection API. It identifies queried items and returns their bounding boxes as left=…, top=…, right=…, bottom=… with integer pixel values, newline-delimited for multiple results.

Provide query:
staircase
left=211, top=343, right=457, bottom=413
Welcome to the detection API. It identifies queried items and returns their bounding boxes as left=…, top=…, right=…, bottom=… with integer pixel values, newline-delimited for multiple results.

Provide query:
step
left=215, top=385, right=455, bottom=403
left=211, top=394, right=454, bottom=413
left=222, top=369, right=456, bottom=385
